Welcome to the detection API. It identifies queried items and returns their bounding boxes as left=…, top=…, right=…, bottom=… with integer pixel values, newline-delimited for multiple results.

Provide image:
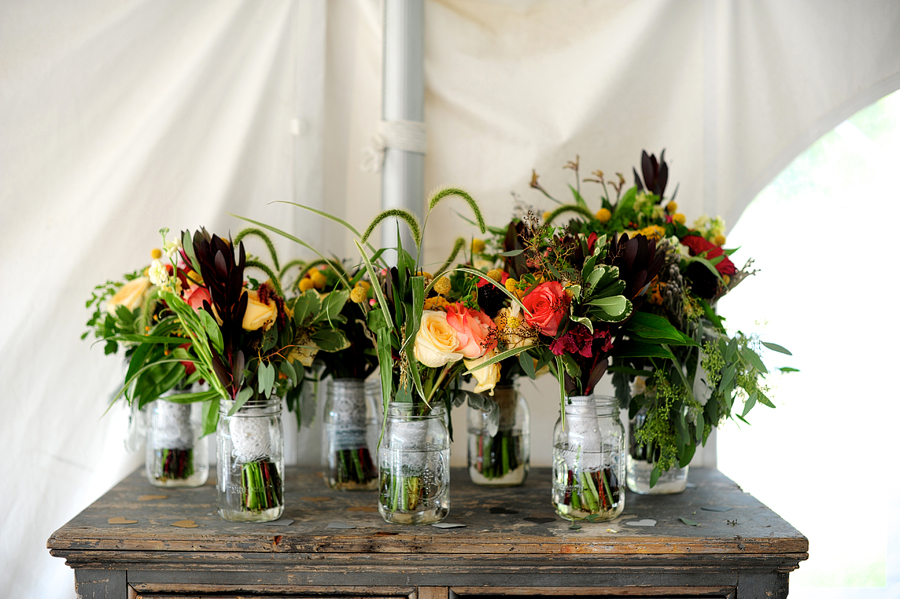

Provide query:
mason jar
left=378, top=402, right=449, bottom=525
left=467, top=384, right=530, bottom=486
left=216, top=397, right=284, bottom=522
left=626, top=408, right=689, bottom=494
left=551, top=395, right=625, bottom=521
left=145, top=398, right=208, bottom=487
left=323, top=379, right=380, bottom=490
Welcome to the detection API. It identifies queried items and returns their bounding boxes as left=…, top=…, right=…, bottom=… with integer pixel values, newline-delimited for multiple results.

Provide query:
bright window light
left=717, top=91, right=900, bottom=597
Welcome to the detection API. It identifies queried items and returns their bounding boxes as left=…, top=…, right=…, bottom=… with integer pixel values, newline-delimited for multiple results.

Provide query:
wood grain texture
left=49, top=467, right=808, bottom=556
left=48, top=467, right=808, bottom=598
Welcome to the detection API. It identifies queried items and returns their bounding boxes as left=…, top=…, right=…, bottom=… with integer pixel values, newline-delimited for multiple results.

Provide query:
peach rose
left=522, top=280, right=569, bottom=337
left=464, top=348, right=501, bottom=395
left=241, top=289, right=277, bottom=331
left=106, top=276, right=150, bottom=313
left=445, top=303, right=497, bottom=359
left=414, top=310, right=464, bottom=368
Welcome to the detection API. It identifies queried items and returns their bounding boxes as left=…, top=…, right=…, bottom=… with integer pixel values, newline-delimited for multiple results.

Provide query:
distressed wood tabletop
left=48, top=466, right=807, bottom=558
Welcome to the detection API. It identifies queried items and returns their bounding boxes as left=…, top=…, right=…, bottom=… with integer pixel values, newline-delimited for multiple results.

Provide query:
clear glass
left=552, top=395, right=625, bottom=521
left=378, top=403, right=450, bottom=525
left=323, top=379, right=380, bottom=491
left=626, top=408, right=688, bottom=494
left=467, top=385, right=530, bottom=486
left=216, top=398, right=284, bottom=522
left=145, top=399, right=208, bottom=487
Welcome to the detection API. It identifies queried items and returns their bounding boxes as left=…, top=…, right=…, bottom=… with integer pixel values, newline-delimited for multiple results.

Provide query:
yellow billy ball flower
left=505, top=278, right=519, bottom=293
left=543, top=211, right=552, bottom=221
left=357, top=280, right=371, bottom=290
left=666, top=201, right=678, bottom=213
left=486, top=268, right=504, bottom=282
left=471, top=238, right=486, bottom=254
left=595, top=208, right=611, bottom=223
left=673, top=213, right=687, bottom=225
left=298, top=277, right=315, bottom=292
left=433, top=276, right=451, bottom=296
left=713, top=233, right=727, bottom=246
left=350, top=286, right=368, bottom=303
left=310, top=270, right=327, bottom=289
left=150, top=248, right=163, bottom=259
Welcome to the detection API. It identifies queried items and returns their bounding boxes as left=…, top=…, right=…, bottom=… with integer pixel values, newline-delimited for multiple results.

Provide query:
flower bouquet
left=142, top=226, right=351, bottom=520
left=473, top=200, right=664, bottom=520
left=534, top=152, right=794, bottom=493
left=296, top=261, right=381, bottom=490
left=85, top=247, right=209, bottom=486
left=241, top=189, right=528, bottom=523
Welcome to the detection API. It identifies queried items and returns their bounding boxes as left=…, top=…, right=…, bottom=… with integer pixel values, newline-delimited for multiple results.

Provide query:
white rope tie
left=361, top=119, right=427, bottom=173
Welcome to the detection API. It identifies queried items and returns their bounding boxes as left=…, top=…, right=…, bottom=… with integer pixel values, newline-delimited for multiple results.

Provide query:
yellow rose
left=465, top=349, right=501, bottom=395
left=413, top=310, right=463, bottom=368
left=241, top=290, right=277, bottom=331
left=107, top=277, right=151, bottom=313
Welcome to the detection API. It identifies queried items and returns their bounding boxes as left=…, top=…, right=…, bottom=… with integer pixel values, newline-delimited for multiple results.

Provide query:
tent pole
left=381, top=0, right=425, bottom=261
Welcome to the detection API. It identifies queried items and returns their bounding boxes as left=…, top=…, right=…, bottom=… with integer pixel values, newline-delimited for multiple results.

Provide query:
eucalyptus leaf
left=518, top=350, right=536, bottom=379
left=761, top=341, right=792, bottom=355
left=741, top=390, right=758, bottom=418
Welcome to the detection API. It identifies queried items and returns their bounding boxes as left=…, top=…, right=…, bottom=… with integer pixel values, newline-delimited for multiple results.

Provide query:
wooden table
left=48, top=466, right=807, bottom=598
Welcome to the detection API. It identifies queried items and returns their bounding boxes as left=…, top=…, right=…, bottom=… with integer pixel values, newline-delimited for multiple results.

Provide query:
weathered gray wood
left=74, top=568, right=126, bottom=598
left=48, top=467, right=808, bottom=598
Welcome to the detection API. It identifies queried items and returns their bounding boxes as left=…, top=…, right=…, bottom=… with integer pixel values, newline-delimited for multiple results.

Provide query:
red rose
left=680, top=235, right=736, bottom=276
left=522, top=281, right=569, bottom=337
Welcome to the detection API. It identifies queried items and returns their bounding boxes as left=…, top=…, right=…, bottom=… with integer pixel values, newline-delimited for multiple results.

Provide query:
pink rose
left=183, top=282, right=212, bottom=312
left=445, top=304, right=497, bottom=359
left=522, top=281, right=569, bottom=337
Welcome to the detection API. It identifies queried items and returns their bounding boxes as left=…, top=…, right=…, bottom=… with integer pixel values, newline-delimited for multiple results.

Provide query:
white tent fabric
left=2, top=1, right=899, bottom=596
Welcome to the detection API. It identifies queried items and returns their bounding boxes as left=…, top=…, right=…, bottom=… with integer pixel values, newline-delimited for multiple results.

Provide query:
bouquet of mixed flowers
left=242, top=189, right=529, bottom=522
left=531, top=152, right=794, bottom=490
left=294, top=260, right=381, bottom=490
left=92, top=226, right=351, bottom=514
left=85, top=243, right=208, bottom=484
left=470, top=198, right=664, bottom=517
